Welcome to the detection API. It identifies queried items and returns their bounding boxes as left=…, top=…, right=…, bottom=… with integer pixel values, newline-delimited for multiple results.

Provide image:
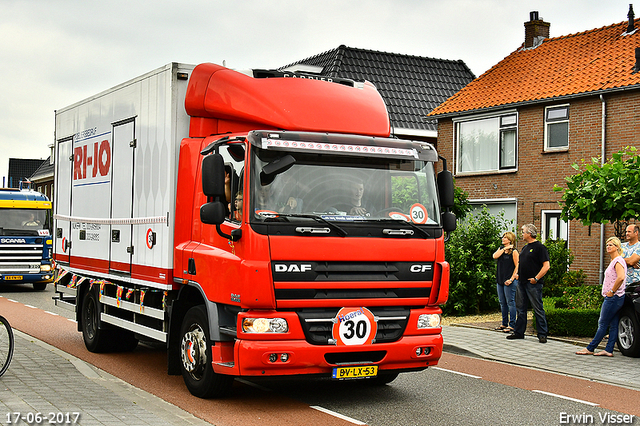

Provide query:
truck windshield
left=250, top=146, right=440, bottom=226
left=0, top=209, right=49, bottom=236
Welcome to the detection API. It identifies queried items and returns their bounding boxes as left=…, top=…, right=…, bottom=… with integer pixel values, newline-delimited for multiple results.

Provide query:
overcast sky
left=0, top=0, right=635, bottom=183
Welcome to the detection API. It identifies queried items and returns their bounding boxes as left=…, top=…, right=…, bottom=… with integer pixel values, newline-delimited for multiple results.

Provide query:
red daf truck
left=53, top=62, right=456, bottom=398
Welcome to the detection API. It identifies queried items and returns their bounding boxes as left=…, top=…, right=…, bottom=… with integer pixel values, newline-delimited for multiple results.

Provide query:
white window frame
left=467, top=198, right=518, bottom=232
left=541, top=209, right=569, bottom=244
left=544, top=104, right=569, bottom=151
left=454, top=111, right=518, bottom=175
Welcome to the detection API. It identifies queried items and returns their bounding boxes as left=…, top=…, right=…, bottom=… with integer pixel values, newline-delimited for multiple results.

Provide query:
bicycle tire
left=0, top=315, right=14, bottom=377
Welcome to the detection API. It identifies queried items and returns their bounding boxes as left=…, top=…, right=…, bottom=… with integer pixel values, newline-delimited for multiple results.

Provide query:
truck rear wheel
left=81, top=288, right=111, bottom=353
left=180, top=305, right=234, bottom=398
left=618, top=307, right=640, bottom=357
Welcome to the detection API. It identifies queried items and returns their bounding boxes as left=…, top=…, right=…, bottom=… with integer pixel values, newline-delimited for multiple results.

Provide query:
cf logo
left=410, top=264, right=430, bottom=273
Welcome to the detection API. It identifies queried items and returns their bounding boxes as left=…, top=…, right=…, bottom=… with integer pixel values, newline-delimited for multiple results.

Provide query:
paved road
left=2, top=289, right=639, bottom=425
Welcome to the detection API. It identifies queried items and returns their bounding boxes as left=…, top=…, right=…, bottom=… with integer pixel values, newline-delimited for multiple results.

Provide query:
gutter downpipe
left=599, top=95, right=606, bottom=285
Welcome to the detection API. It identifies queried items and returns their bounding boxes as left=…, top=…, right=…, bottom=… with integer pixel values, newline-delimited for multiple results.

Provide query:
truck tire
left=179, top=305, right=234, bottom=398
left=33, top=283, right=47, bottom=291
left=617, top=307, right=640, bottom=357
left=81, top=288, right=111, bottom=353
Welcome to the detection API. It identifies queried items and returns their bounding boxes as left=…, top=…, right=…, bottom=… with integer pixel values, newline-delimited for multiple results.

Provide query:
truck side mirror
left=260, top=155, right=296, bottom=186
left=441, top=211, right=457, bottom=233
left=202, top=153, right=226, bottom=198
left=437, top=170, right=455, bottom=208
left=200, top=202, right=226, bottom=225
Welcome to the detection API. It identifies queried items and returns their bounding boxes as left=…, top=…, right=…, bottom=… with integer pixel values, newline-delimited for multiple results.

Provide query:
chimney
left=524, top=11, right=550, bottom=48
left=628, top=4, right=636, bottom=33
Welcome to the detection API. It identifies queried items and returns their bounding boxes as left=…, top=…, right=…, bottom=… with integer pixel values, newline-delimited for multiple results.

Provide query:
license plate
left=332, top=365, right=378, bottom=380
left=3, top=275, right=23, bottom=281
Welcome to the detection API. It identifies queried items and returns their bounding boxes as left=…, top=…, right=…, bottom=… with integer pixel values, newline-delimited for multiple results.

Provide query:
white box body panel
left=54, top=63, right=194, bottom=289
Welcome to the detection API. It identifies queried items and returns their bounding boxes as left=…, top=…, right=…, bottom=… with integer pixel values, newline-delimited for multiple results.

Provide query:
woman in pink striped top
left=576, top=236, right=627, bottom=357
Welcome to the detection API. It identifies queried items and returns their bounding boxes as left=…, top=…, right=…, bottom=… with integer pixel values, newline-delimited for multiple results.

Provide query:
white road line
left=311, top=406, right=367, bottom=425
left=24, top=304, right=37, bottom=309
left=432, top=367, right=482, bottom=379
left=532, top=390, right=599, bottom=406
left=44, top=311, right=59, bottom=316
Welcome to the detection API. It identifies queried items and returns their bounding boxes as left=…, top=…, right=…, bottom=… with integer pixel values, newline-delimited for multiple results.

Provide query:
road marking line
left=24, top=304, right=37, bottom=309
left=432, top=367, right=481, bottom=379
left=44, top=311, right=59, bottom=316
left=311, top=406, right=366, bottom=425
left=532, top=390, right=599, bottom=406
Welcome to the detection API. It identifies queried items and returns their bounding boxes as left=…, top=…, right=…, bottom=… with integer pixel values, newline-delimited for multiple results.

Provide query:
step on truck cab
left=53, top=62, right=456, bottom=398
left=0, top=183, right=54, bottom=290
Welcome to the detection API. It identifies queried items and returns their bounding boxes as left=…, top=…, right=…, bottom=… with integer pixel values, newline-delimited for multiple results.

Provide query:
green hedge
left=544, top=308, right=600, bottom=336
left=533, top=296, right=600, bottom=337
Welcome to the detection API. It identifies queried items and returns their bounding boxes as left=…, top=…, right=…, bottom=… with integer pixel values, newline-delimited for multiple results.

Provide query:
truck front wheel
left=180, top=305, right=234, bottom=398
left=618, top=307, right=640, bottom=357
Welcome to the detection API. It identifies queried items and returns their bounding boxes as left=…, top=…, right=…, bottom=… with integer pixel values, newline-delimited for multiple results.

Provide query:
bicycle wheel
left=0, top=315, right=14, bottom=377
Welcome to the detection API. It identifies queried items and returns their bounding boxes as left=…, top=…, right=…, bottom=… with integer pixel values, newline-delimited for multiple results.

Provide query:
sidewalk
left=0, top=330, right=211, bottom=426
left=442, top=324, right=640, bottom=391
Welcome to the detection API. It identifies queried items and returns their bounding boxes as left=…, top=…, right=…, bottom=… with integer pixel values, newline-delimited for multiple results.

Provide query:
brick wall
left=437, top=91, right=640, bottom=285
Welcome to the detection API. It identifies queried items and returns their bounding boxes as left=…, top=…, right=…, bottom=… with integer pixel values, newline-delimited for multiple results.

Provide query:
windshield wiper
left=371, top=218, right=431, bottom=239
left=268, top=213, right=348, bottom=237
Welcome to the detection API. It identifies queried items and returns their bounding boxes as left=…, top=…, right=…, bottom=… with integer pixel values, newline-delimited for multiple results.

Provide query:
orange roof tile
left=429, top=18, right=640, bottom=117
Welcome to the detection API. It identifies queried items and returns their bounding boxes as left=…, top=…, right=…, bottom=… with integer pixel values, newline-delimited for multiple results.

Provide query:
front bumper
left=212, top=333, right=443, bottom=377
left=0, top=272, right=54, bottom=284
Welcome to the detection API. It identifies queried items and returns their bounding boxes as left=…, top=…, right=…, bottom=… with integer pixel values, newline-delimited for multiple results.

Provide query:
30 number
left=343, top=319, right=368, bottom=340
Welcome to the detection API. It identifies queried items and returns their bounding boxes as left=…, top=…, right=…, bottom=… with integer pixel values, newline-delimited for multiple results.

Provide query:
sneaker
left=538, top=335, right=547, bottom=343
left=506, top=333, right=524, bottom=340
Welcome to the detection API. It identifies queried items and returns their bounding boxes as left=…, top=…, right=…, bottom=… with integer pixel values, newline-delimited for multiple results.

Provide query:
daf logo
left=1, top=238, right=27, bottom=244
left=274, top=263, right=312, bottom=273
left=410, top=264, right=431, bottom=273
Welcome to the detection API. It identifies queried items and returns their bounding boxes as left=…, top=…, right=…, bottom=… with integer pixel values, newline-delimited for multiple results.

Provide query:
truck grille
left=297, top=307, right=410, bottom=345
left=273, top=261, right=433, bottom=308
left=0, top=244, right=43, bottom=274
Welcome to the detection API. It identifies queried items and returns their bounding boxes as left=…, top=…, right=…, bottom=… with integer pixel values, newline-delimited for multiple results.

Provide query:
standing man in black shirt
left=507, top=224, right=550, bottom=343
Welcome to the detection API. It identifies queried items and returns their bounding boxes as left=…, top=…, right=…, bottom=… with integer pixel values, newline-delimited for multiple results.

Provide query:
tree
left=553, top=147, right=640, bottom=234
left=452, top=181, right=471, bottom=221
left=444, top=207, right=513, bottom=315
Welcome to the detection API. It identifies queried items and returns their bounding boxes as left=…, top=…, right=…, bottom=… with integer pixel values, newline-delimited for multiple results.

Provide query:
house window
left=545, top=105, right=569, bottom=150
left=468, top=199, right=517, bottom=230
left=456, top=114, right=517, bottom=174
left=542, top=210, right=568, bottom=242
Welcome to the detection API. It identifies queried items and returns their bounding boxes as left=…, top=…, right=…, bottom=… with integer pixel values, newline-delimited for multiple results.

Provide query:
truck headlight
left=417, top=314, right=441, bottom=329
left=40, top=264, right=52, bottom=272
left=242, top=317, right=288, bottom=333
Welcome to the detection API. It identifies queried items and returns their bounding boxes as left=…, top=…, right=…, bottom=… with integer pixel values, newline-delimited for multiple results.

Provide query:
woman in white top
left=576, top=236, right=627, bottom=357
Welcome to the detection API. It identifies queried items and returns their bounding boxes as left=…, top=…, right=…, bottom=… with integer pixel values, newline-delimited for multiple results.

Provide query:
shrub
left=535, top=286, right=603, bottom=336
left=561, top=269, right=588, bottom=288
left=543, top=239, right=575, bottom=297
left=443, top=207, right=513, bottom=315
left=545, top=308, right=600, bottom=337
left=562, top=286, right=602, bottom=310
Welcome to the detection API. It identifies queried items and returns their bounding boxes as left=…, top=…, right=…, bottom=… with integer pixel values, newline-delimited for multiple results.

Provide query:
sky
left=0, top=0, right=635, bottom=184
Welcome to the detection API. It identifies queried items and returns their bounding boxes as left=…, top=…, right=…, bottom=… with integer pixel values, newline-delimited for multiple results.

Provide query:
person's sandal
left=495, top=325, right=507, bottom=330
left=503, top=326, right=514, bottom=333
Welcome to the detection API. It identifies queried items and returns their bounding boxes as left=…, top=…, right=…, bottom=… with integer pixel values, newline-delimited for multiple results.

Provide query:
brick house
left=428, top=8, right=640, bottom=284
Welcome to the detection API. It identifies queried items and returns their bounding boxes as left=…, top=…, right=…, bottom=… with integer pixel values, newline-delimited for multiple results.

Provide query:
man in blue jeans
left=507, top=224, right=550, bottom=343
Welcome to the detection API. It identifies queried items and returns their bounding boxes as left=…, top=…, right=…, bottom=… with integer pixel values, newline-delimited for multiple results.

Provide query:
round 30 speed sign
left=409, top=203, right=428, bottom=224
left=332, top=307, right=378, bottom=346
